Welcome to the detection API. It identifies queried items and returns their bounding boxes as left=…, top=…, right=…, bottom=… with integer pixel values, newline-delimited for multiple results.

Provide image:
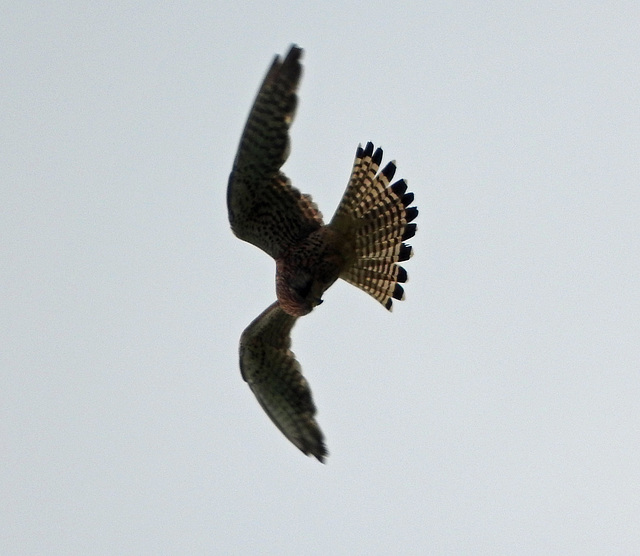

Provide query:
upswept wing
left=227, top=45, right=323, bottom=260
left=239, top=301, right=327, bottom=462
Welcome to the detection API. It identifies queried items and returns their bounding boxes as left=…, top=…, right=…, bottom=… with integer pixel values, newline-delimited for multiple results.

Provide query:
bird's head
left=276, top=263, right=323, bottom=317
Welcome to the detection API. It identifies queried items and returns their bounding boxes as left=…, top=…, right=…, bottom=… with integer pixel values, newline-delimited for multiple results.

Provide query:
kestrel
left=228, top=45, right=418, bottom=462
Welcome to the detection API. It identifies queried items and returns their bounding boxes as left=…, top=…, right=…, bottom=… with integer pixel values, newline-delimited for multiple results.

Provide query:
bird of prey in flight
left=227, top=45, right=418, bottom=462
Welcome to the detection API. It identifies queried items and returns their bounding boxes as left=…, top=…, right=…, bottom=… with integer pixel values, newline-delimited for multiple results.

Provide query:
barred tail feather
left=330, top=142, right=418, bottom=311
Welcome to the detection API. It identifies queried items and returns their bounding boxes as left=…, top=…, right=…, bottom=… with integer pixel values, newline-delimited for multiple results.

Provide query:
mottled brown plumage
left=228, top=45, right=418, bottom=461
left=239, top=301, right=326, bottom=462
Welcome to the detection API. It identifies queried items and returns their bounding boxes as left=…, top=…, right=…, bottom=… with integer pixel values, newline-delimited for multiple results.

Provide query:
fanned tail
left=329, top=142, right=418, bottom=310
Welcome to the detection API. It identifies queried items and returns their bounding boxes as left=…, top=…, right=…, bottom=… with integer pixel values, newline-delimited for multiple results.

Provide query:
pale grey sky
left=2, top=2, right=639, bottom=554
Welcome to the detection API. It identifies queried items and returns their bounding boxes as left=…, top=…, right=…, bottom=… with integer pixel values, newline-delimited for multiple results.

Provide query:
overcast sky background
left=2, top=2, right=639, bottom=554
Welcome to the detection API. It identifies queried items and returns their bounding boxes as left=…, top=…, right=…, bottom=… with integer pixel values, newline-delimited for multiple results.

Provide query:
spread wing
left=227, top=45, right=323, bottom=260
left=239, top=301, right=327, bottom=462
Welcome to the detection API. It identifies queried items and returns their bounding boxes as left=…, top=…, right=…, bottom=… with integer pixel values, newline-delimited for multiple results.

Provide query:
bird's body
left=275, top=225, right=351, bottom=316
left=228, top=45, right=418, bottom=462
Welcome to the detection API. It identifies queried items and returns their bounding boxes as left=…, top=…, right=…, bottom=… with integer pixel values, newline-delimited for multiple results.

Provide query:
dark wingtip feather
left=391, top=179, right=408, bottom=197
left=398, top=244, right=413, bottom=262
left=405, top=206, right=419, bottom=223
left=300, top=431, right=327, bottom=463
left=392, top=283, right=405, bottom=300
left=401, top=192, right=414, bottom=206
left=397, top=266, right=408, bottom=283
left=313, top=445, right=328, bottom=463
left=381, top=161, right=396, bottom=182
left=363, top=142, right=374, bottom=158
left=280, top=45, right=303, bottom=82
left=284, top=44, right=302, bottom=62
left=402, top=223, right=417, bottom=241
left=372, top=146, right=383, bottom=166
left=384, top=298, right=393, bottom=311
